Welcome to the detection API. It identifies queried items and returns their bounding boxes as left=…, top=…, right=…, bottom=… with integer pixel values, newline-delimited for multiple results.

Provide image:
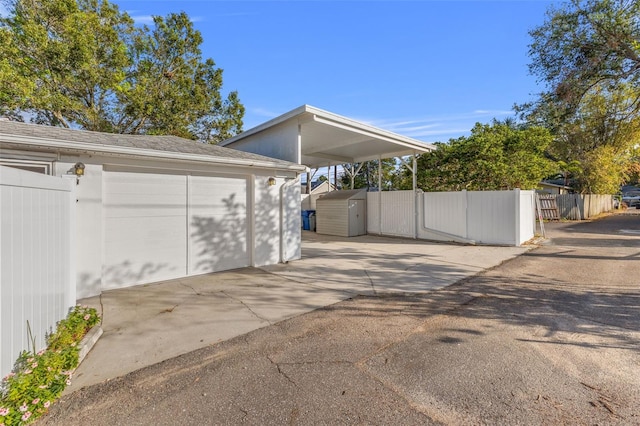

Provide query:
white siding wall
left=0, top=166, right=75, bottom=378
left=282, top=178, right=302, bottom=262
left=253, top=175, right=301, bottom=266
left=56, top=159, right=103, bottom=299
left=254, top=175, right=281, bottom=267
left=301, top=193, right=323, bottom=211
left=50, top=156, right=302, bottom=299
left=224, top=122, right=300, bottom=163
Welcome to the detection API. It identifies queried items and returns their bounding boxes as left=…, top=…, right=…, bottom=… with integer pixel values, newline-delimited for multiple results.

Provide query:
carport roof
left=220, top=105, right=435, bottom=168
left=0, top=120, right=307, bottom=171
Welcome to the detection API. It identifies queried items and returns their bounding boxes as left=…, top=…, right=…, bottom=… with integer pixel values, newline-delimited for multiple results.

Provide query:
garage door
left=189, top=175, right=249, bottom=274
left=104, top=171, right=249, bottom=290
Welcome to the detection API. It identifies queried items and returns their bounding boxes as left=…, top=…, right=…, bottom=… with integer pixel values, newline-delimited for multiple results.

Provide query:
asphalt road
left=43, top=212, right=640, bottom=425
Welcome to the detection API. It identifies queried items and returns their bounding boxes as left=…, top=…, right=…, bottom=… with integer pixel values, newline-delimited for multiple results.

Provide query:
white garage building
left=0, top=121, right=306, bottom=298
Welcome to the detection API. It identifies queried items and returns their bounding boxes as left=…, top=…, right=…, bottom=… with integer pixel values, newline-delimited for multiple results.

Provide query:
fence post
left=463, top=189, right=469, bottom=240
left=514, top=188, right=521, bottom=246
left=63, top=175, right=77, bottom=308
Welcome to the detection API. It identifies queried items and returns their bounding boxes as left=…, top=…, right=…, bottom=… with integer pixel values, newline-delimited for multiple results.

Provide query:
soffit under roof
left=223, top=105, right=435, bottom=169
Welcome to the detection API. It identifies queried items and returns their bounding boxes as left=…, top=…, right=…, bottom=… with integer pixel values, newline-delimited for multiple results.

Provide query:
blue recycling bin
left=301, top=210, right=315, bottom=230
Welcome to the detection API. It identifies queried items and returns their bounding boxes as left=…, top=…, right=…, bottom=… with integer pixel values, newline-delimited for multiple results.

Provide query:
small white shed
left=316, top=189, right=367, bottom=237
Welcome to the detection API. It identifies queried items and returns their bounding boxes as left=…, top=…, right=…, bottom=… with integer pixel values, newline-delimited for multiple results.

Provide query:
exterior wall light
left=72, top=162, right=85, bottom=185
left=268, top=177, right=277, bottom=186
left=74, top=162, right=85, bottom=177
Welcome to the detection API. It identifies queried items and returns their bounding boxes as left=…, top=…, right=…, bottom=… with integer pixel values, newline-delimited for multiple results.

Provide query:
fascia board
left=221, top=104, right=435, bottom=153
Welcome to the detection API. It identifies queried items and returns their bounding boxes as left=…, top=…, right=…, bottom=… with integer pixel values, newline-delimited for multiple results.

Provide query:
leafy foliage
left=526, top=0, right=640, bottom=120
left=521, top=0, right=640, bottom=192
left=415, top=121, right=556, bottom=191
left=120, top=12, right=244, bottom=142
left=546, top=87, right=640, bottom=192
left=0, top=306, right=100, bottom=425
left=339, top=159, right=398, bottom=190
left=0, top=0, right=243, bottom=143
left=626, top=145, right=640, bottom=185
left=577, top=145, right=630, bottom=194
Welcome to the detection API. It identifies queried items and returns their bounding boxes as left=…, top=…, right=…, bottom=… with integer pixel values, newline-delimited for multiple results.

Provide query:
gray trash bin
left=308, top=212, right=316, bottom=232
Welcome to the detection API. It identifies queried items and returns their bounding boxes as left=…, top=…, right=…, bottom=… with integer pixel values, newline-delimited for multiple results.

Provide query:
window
left=0, top=159, right=52, bottom=174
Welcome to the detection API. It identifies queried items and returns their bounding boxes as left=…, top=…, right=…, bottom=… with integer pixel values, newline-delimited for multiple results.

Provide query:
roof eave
left=220, top=104, right=435, bottom=154
left=0, top=133, right=308, bottom=173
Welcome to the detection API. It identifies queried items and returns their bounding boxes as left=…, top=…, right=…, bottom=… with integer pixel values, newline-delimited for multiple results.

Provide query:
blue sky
left=16, top=0, right=561, bottom=144
left=116, top=0, right=560, bottom=143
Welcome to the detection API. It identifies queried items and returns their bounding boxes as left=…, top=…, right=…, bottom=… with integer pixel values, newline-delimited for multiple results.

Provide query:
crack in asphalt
left=267, top=355, right=298, bottom=386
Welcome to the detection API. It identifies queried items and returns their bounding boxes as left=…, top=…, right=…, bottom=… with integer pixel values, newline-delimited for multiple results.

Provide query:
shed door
left=349, top=200, right=366, bottom=236
left=188, top=175, right=249, bottom=274
left=104, top=171, right=188, bottom=290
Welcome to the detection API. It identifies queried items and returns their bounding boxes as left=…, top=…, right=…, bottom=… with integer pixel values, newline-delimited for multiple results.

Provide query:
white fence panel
left=381, top=191, right=415, bottom=238
left=366, top=192, right=380, bottom=234
left=423, top=191, right=467, bottom=237
left=368, top=189, right=535, bottom=246
left=0, top=166, right=76, bottom=379
left=518, top=190, right=536, bottom=244
left=467, top=191, right=516, bottom=245
left=366, top=191, right=416, bottom=238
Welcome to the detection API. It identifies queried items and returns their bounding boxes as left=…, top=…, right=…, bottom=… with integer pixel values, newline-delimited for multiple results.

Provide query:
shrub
left=0, top=305, right=100, bottom=425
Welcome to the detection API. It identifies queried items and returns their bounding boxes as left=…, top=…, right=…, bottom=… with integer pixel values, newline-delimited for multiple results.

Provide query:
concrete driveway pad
left=69, top=233, right=528, bottom=391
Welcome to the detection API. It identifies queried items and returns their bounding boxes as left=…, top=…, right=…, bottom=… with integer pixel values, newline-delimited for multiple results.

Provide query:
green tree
left=521, top=0, right=640, bottom=192
left=578, top=145, right=629, bottom=194
left=627, top=145, right=640, bottom=185
left=340, top=159, right=397, bottom=190
left=415, top=121, right=556, bottom=191
left=543, top=87, right=640, bottom=193
left=0, top=0, right=244, bottom=142
left=120, top=12, right=244, bottom=142
left=525, top=0, right=640, bottom=120
left=0, top=0, right=132, bottom=129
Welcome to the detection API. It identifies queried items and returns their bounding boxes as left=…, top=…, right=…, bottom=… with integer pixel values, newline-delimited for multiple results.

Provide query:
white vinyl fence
left=368, top=189, right=536, bottom=246
left=1, top=166, right=76, bottom=378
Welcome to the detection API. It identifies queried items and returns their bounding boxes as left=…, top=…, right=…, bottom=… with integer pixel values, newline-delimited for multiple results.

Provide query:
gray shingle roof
left=0, top=120, right=303, bottom=169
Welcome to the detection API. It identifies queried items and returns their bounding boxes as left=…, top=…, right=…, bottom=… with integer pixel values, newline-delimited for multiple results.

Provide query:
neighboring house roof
left=301, top=180, right=335, bottom=193
left=0, top=120, right=307, bottom=172
left=538, top=181, right=572, bottom=190
left=220, top=105, right=434, bottom=168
